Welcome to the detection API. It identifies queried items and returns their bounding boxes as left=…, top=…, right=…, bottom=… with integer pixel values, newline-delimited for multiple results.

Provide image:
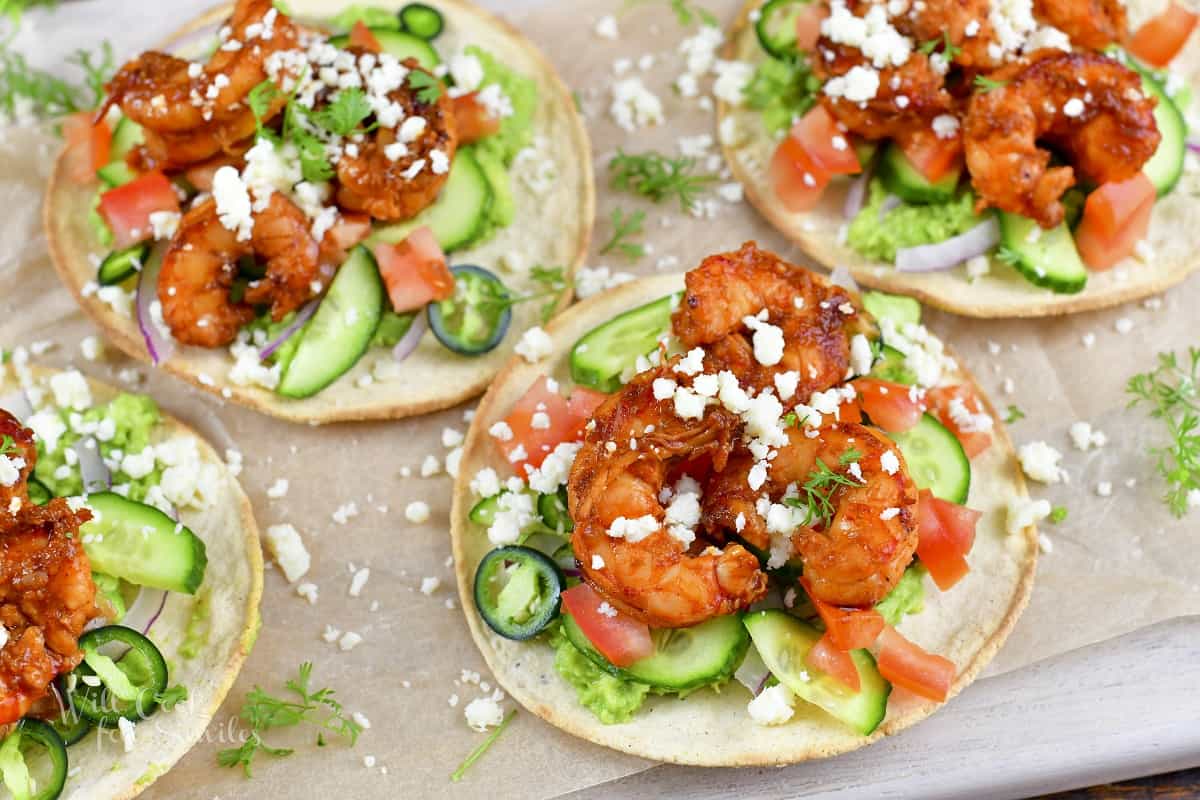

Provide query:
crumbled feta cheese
left=212, top=166, right=254, bottom=240
left=880, top=450, right=900, bottom=475
left=609, top=77, right=664, bottom=132
left=1068, top=421, right=1107, bottom=451
left=265, top=523, right=310, bottom=582
left=470, top=467, right=502, bottom=498
left=420, top=576, right=440, bottom=595
left=575, top=267, right=635, bottom=299
left=464, top=696, right=505, bottom=732
left=405, top=501, right=431, bottom=523
left=1006, top=496, right=1051, bottom=535
left=514, top=327, right=553, bottom=363
left=849, top=333, right=873, bottom=376
left=594, top=14, right=619, bottom=39
left=267, top=478, right=289, bottom=499
left=49, top=370, right=92, bottom=411
left=607, top=514, right=659, bottom=543
left=743, top=313, right=785, bottom=366
left=747, top=683, right=795, bottom=726
left=349, top=568, right=370, bottom=597
left=338, top=631, right=363, bottom=651
left=1017, top=441, right=1067, bottom=484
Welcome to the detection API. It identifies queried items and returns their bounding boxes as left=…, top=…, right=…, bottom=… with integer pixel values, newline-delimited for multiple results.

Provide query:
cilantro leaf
left=1049, top=505, right=1068, bottom=524
left=609, top=149, right=717, bottom=212
left=1003, top=405, right=1025, bottom=424
left=408, top=70, right=443, bottom=104
left=599, top=208, right=646, bottom=260
left=973, top=75, right=1008, bottom=93
left=310, top=88, right=372, bottom=137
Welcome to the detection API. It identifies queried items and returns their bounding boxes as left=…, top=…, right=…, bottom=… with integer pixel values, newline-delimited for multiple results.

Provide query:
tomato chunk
left=803, top=578, right=886, bottom=650
left=63, top=112, right=111, bottom=184
left=916, top=489, right=980, bottom=590
left=855, top=378, right=924, bottom=433
left=790, top=106, right=861, bottom=176
left=561, top=584, right=654, bottom=668
left=349, top=20, right=383, bottom=53
left=1075, top=174, right=1156, bottom=271
left=497, top=376, right=591, bottom=475
left=899, top=129, right=962, bottom=184
left=452, top=93, right=502, bottom=145
left=1128, top=1, right=1198, bottom=68
left=876, top=626, right=956, bottom=702
left=566, top=386, right=608, bottom=422
left=926, top=385, right=992, bottom=458
left=794, top=2, right=828, bottom=51
left=373, top=226, right=454, bottom=313
left=770, top=135, right=830, bottom=212
left=98, top=171, right=180, bottom=249
left=806, top=633, right=861, bottom=692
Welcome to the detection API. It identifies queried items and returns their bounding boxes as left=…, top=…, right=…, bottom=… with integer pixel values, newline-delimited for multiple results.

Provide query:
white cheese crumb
left=747, top=683, right=795, bottom=726
left=265, top=523, right=310, bottom=582
left=1017, top=441, right=1067, bottom=484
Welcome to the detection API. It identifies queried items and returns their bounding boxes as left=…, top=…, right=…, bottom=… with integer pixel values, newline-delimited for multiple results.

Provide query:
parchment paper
left=2, top=1, right=1199, bottom=798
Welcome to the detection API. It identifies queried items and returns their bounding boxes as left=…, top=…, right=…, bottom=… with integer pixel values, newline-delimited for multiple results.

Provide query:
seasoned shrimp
left=672, top=242, right=878, bottom=396
left=567, top=365, right=769, bottom=629
left=1034, top=0, right=1126, bottom=50
left=890, top=0, right=1005, bottom=71
left=964, top=51, right=1160, bottom=227
left=0, top=412, right=99, bottom=726
left=335, top=58, right=458, bottom=221
left=160, top=193, right=321, bottom=348
left=702, top=422, right=919, bottom=608
left=0, top=413, right=36, bottom=512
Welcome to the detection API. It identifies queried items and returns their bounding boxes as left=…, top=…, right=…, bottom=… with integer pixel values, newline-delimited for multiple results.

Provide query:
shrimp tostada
left=0, top=361, right=261, bottom=797
left=45, top=0, right=593, bottom=423
left=451, top=243, right=1037, bottom=764
left=718, top=0, right=1200, bottom=317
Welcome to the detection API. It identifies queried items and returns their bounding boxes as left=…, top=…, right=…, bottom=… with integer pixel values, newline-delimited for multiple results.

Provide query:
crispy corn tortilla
left=0, top=367, right=262, bottom=799
left=719, top=0, right=1200, bottom=317
left=44, top=0, right=594, bottom=424
left=450, top=273, right=1037, bottom=766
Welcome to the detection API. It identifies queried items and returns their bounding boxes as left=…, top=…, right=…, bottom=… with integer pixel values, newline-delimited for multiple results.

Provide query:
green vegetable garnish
left=450, top=711, right=516, bottom=782
left=599, top=207, right=646, bottom=259
left=1127, top=347, right=1200, bottom=517
left=786, top=457, right=863, bottom=528
left=407, top=69, right=443, bottom=104
left=1049, top=506, right=1068, bottom=524
left=0, top=40, right=113, bottom=121
left=1003, top=405, right=1025, bottom=424
left=608, top=149, right=717, bottom=212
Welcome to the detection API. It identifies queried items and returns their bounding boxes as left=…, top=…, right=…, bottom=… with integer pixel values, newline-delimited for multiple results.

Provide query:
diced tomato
left=802, top=578, right=886, bottom=650
left=790, top=106, right=861, bottom=176
left=497, top=376, right=588, bottom=474
left=62, top=112, right=111, bottom=184
left=770, top=135, right=831, bottom=212
left=325, top=212, right=373, bottom=251
left=349, top=20, right=383, bottom=53
left=452, top=93, right=502, bottom=145
left=561, top=584, right=654, bottom=668
left=899, top=129, right=962, bottom=184
left=854, top=378, right=924, bottom=433
left=916, top=489, right=981, bottom=590
left=876, top=625, right=956, bottom=702
left=567, top=386, right=608, bottom=422
left=926, top=385, right=992, bottom=459
left=1128, top=1, right=1198, bottom=68
left=98, top=171, right=180, bottom=249
left=1074, top=174, right=1156, bottom=271
left=794, top=2, right=829, bottom=51
left=373, top=226, right=454, bottom=313
left=806, top=633, right=861, bottom=692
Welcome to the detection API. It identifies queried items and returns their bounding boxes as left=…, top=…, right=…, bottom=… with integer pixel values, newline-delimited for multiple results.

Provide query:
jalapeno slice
left=474, top=546, right=565, bottom=640
left=429, top=265, right=512, bottom=356
left=70, top=627, right=169, bottom=726
left=536, top=487, right=573, bottom=534
left=43, top=687, right=91, bottom=747
left=0, top=719, right=69, bottom=800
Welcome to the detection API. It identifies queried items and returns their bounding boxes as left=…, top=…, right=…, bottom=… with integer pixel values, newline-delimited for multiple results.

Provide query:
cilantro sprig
left=919, top=31, right=962, bottom=61
left=599, top=208, right=646, bottom=260
left=1127, top=348, right=1200, bottom=517
left=478, top=266, right=568, bottom=323
left=785, top=456, right=863, bottom=528
left=1003, top=405, right=1025, bottom=424
left=973, top=75, right=1009, bottom=93
left=407, top=70, right=443, bottom=104
left=609, top=149, right=717, bottom=212
left=217, top=662, right=363, bottom=778
left=0, top=40, right=113, bottom=121
left=623, top=0, right=717, bottom=27
left=0, top=435, right=18, bottom=456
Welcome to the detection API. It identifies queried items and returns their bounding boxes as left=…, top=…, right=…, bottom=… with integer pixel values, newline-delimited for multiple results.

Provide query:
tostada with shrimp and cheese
left=718, top=0, right=1200, bottom=317
left=450, top=243, right=1037, bottom=765
left=45, top=0, right=592, bottom=423
left=0, top=359, right=261, bottom=798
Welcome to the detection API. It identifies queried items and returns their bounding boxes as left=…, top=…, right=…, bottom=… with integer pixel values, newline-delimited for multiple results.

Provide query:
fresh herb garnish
left=599, top=208, right=647, bottom=259
left=1003, top=405, right=1025, bottom=424
left=451, top=710, right=517, bottom=782
left=407, top=70, right=443, bottom=104
left=995, top=245, right=1022, bottom=266
left=622, top=0, right=717, bottom=27
left=838, top=447, right=863, bottom=465
left=479, top=266, right=568, bottom=323
left=0, top=0, right=56, bottom=24
left=217, top=662, right=363, bottom=778
left=310, top=88, right=372, bottom=136
left=0, top=40, right=113, bottom=121
left=0, top=435, right=17, bottom=456
left=1049, top=505, right=1068, bottom=524
left=247, top=79, right=283, bottom=140
left=919, top=32, right=961, bottom=61
left=973, top=75, right=1009, bottom=93
left=786, top=458, right=862, bottom=528
left=609, top=149, right=717, bottom=212
left=1127, top=348, right=1200, bottom=517
left=742, top=54, right=820, bottom=135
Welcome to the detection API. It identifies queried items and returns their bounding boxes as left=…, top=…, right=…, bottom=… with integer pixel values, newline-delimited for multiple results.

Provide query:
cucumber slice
left=862, top=291, right=921, bottom=328
left=96, top=242, right=148, bottom=286
left=755, top=0, right=813, bottom=58
left=97, top=117, right=144, bottom=188
left=97, top=162, right=137, bottom=189
left=870, top=345, right=917, bottom=386
left=399, top=3, right=444, bottom=40
left=563, top=612, right=750, bottom=692
left=329, top=29, right=440, bottom=68
left=878, top=143, right=961, bottom=204
left=80, top=492, right=208, bottom=594
left=368, top=148, right=492, bottom=253
left=889, top=413, right=970, bottom=504
left=995, top=211, right=1087, bottom=294
left=469, top=490, right=553, bottom=539
left=1141, top=75, right=1186, bottom=197
left=743, top=610, right=890, bottom=735
left=277, top=245, right=384, bottom=399
left=569, top=292, right=679, bottom=393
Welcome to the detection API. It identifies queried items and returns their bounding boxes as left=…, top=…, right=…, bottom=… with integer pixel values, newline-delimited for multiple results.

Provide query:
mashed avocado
left=179, top=587, right=212, bottom=660
left=372, top=311, right=415, bottom=348
left=848, top=180, right=980, bottom=263
left=92, top=572, right=128, bottom=622
left=34, top=393, right=163, bottom=501
left=468, top=46, right=537, bottom=166
left=875, top=565, right=927, bottom=626
left=330, top=4, right=400, bottom=31
left=744, top=56, right=820, bottom=136
left=550, top=626, right=649, bottom=724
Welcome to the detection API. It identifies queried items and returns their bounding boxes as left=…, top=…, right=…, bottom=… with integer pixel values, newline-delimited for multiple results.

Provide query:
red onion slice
left=879, top=194, right=902, bottom=221
left=259, top=300, right=318, bottom=361
left=136, top=246, right=175, bottom=366
left=843, top=158, right=876, bottom=219
left=73, top=438, right=111, bottom=493
left=393, top=313, right=428, bottom=363
left=1188, top=141, right=1200, bottom=155
left=830, top=266, right=860, bottom=292
left=734, top=646, right=773, bottom=697
left=895, top=217, right=1000, bottom=273
left=0, top=391, right=33, bottom=421
left=121, top=587, right=169, bottom=636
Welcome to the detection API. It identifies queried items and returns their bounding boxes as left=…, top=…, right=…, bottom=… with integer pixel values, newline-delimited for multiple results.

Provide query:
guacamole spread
left=876, top=564, right=927, bottom=626
left=550, top=626, right=649, bottom=724
left=848, top=180, right=980, bottom=263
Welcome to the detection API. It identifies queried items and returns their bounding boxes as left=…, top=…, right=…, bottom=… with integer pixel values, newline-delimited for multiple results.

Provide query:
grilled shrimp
left=672, top=242, right=878, bottom=396
left=159, top=193, right=321, bottom=348
left=0, top=413, right=36, bottom=513
left=335, top=59, right=458, bottom=221
left=702, top=422, right=919, bottom=608
left=567, top=365, right=769, bottom=629
left=963, top=51, right=1160, bottom=227
left=890, top=0, right=1006, bottom=71
left=1034, top=0, right=1126, bottom=49
left=0, top=412, right=99, bottom=726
